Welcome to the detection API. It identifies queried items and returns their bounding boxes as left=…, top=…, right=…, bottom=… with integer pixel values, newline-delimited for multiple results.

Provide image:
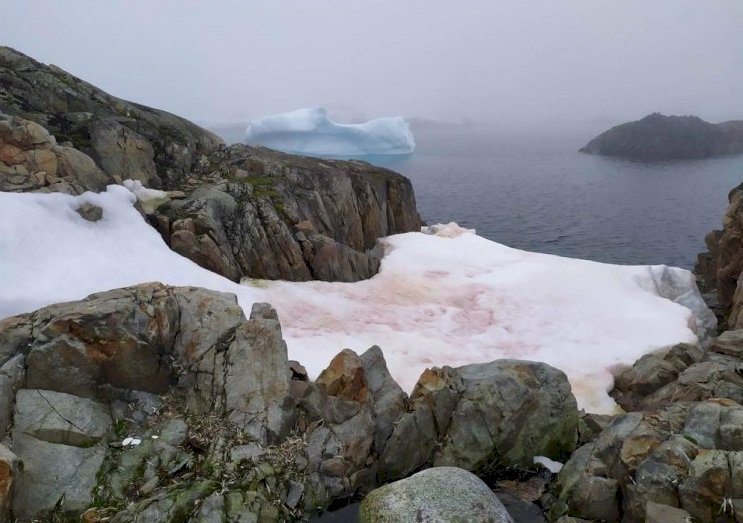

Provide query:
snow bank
left=245, top=107, right=415, bottom=156
left=0, top=187, right=713, bottom=413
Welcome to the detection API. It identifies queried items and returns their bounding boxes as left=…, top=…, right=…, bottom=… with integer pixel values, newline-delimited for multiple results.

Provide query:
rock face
left=580, top=113, right=743, bottom=161
left=359, top=467, right=515, bottom=523
left=0, top=46, right=223, bottom=189
left=697, top=182, right=743, bottom=328
left=549, top=399, right=743, bottom=522
left=150, top=145, right=422, bottom=281
left=0, top=45, right=423, bottom=283
left=0, top=283, right=579, bottom=521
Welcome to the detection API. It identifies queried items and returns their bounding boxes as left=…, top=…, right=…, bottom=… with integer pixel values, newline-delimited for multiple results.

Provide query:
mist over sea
left=213, top=121, right=743, bottom=270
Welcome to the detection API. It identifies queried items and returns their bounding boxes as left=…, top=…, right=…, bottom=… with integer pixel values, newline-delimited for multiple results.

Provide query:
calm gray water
left=371, top=125, right=743, bottom=269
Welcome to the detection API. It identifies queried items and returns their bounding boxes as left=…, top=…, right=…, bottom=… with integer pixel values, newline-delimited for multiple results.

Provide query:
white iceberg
left=245, top=107, right=415, bottom=156
left=0, top=187, right=714, bottom=413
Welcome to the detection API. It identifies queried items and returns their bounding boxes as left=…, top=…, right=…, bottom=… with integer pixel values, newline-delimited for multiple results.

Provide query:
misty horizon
left=1, top=1, right=741, bottom=132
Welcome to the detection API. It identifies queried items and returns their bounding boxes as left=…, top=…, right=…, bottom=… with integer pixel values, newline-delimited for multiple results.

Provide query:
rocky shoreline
left=3, top=45, right=743, bottom=522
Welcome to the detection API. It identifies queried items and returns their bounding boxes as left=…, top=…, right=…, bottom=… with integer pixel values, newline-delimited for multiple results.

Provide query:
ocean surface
left=212, top=122, right=743, bottom=270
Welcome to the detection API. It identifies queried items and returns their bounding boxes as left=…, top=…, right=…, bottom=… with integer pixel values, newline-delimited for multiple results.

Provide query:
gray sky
left=1, top=1, right=741, bottom=129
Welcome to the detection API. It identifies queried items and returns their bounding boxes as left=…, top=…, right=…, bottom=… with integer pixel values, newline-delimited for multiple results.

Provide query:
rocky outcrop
left=359, top=467, right=515, bottom=523
left=581, top=113, right=743, bottom=161
left=0, top=114, right=109, bottom=194
left=149, top=145, right=422, bottom=281
left=549, top=399, right=743, bottom=522
left=0, top=46, right=223, bottom=189
left=696, top=182, right=743, bottom=329
left=0, top=283, right=579, bottom=521
left=0, top=46, right=423, bottom=282
left=612, top=333, right=743, bottom=412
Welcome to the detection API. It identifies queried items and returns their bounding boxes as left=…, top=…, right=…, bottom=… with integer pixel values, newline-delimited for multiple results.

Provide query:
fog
left=1, top=1, right=741, bottom=131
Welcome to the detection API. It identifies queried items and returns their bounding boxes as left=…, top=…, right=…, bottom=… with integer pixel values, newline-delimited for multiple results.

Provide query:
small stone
left=285, top=480, right=304, bottom=509
left=76, top=203, right=103, bottom=222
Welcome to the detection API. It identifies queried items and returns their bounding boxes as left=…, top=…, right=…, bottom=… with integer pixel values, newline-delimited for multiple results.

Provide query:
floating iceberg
left=0, top=186, right=714, bottom=413
left=245, top=107, right=415, bottom=156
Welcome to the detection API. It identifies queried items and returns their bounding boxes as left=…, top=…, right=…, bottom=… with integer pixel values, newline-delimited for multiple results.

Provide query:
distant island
left=580, top=113, right=743, bottom=161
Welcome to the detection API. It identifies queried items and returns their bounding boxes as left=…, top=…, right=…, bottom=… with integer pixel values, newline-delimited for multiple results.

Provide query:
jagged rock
left=696, top=183, right=743, bottom=327
left=0, top=444, right=18, bottom=520
left=222, top=303, right=295, bottom=444
left=581, top=113, right=743, bottom=161
left=13, top=389, right=112, bottom=446
left=549, top=399, right=743, bottom=523
left=360, top=345, right=406, bottom=457
left=359, top=467, right=514, bottom=523
left=303, top=349, right=378, bottom=508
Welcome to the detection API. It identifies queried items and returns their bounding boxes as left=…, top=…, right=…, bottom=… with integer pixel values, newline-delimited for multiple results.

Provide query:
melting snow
left=0, top=185, right=714, bottom=413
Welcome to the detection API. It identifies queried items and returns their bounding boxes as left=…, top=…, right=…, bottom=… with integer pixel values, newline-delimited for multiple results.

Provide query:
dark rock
left=581, top=113, right=743, bottom=161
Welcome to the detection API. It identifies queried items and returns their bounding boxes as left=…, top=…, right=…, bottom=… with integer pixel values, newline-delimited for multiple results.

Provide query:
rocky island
left=580, top=113, right=743, bottom=161
left=3, top=45, right=743, bottom=523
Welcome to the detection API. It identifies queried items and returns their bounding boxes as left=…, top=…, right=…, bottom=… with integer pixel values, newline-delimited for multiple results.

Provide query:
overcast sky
left=1, top=1, right=741, bottom=129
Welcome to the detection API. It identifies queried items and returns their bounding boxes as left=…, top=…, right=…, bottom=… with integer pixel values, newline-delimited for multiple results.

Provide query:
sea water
left=370, top=123, right=743, bottom=269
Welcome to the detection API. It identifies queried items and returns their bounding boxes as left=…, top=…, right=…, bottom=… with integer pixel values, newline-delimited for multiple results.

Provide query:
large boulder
left=581, top=113, right=743, bottom=161
left=379, top=360, right=578, bottom=482
left=359, top=467, right=514, bottom=523
left=549, top=399, right=743, bottom=522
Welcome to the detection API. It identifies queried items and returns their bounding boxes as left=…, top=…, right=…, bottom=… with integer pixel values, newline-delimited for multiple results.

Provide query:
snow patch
left=533, top=455, right=563, bottom=473
left=245, top=107, right=415, bottom=156
left=0, top=187, right=713, bottom=413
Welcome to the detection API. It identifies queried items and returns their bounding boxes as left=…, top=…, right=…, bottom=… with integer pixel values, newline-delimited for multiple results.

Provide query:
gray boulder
left=380, top=360, right=578, bottom=481
left=12, top=433, right=107, bottom=519
left=359, top=466, right=514, bottom=523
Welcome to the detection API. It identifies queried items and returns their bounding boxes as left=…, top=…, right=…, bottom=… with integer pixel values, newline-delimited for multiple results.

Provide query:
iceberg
left=245, top=107, right=415, bottom=156
left=0, top=186, right=714, bottom=413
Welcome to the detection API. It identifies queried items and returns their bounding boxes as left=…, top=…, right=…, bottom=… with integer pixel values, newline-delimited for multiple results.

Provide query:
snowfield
left=0, top=185, right=715, bottom=413
left=245, top=107, right=415, bottom=156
